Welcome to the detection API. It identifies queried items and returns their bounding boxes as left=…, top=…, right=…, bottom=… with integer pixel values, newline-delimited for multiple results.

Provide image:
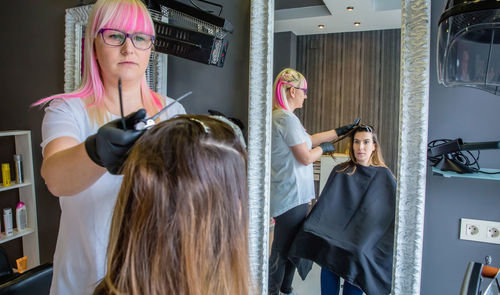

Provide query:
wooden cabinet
left=0, top=130, right=40, bottom=268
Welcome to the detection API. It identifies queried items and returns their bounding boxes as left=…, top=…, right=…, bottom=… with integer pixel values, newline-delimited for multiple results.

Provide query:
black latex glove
left=334, top=117, right=361, bottom=137
left=85, top=109, right=147, bottom=175
left=319, top=142, right=335, bottom=153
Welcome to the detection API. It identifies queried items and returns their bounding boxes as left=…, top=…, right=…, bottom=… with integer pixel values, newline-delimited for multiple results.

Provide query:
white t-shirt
left=270, top=109, right=315, bottom=217
left=41, top=97, right=185, bottom=295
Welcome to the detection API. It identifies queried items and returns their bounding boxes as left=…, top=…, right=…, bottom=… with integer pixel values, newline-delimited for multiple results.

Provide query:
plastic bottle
left=3, top=208, right=13, bottom=236
left=1, top=164, right=11, bottom=187
left=13, top=155, right=23, bottom=184
left=16, top=202, right=27, bottom=232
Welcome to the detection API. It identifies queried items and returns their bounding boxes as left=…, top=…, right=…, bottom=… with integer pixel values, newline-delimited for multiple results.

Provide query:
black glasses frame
left=98, top=28, right=155, bottom=50
left=293, top=87, right=308, bottom=95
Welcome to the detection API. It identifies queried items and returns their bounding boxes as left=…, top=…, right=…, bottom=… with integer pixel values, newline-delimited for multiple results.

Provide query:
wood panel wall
left=295, top=29, right=401, bottom=172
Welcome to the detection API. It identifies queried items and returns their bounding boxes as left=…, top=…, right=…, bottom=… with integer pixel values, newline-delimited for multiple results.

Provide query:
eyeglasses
left=294, top=87, right=308, bottom=95
left=357, top=124, right=374, bottom=132
left=98, top=28, right=155, bottom=50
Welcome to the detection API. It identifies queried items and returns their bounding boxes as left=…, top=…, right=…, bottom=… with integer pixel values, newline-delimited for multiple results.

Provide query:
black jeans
left=268, top=203, right=309, bottom=295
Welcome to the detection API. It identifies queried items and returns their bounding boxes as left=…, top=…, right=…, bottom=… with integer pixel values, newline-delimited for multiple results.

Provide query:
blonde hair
left=337, top=125, right=388, bottom=175
left=272, top=68, right=307, bottom=110
left=94, top=115, right=252, bottom=295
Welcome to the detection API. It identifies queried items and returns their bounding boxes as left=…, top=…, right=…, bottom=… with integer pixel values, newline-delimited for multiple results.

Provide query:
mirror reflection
left=269, top=1, right=401, bottom=294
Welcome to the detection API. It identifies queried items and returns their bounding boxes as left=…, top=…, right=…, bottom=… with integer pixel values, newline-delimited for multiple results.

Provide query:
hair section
left=94, top=115, right=252, bottom=295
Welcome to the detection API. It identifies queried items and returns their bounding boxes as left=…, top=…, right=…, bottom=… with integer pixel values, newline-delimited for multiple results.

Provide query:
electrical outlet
left=460, top=218, right=500, bottom=245
left=466, top=224, right=479, bottom=236
left=487, top=227, right=500, bottom=239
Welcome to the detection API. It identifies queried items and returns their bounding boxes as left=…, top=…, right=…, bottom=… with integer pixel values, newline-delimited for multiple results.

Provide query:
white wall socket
left=460, top=218, right=500, bottom=245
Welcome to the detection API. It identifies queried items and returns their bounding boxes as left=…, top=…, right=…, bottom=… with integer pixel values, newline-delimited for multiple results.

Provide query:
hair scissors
left=117, top=77, right=192, bottom=131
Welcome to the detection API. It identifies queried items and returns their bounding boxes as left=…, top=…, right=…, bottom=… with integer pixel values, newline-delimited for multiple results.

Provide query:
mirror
left=270, top=2, right=401, bottom=294
left=66, top=1, right=430, bottom=293
left=247, top=0, right=430, bottom=294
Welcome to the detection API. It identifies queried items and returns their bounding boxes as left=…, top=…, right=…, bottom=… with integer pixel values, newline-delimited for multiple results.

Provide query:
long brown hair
left=94, top=115, right=251, bottom=295
left=337, top=124, right=388, bottom=174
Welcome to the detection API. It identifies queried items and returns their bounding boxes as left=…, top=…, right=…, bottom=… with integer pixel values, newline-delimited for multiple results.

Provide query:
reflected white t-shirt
left=270, top=109, right=315, bottom=217
left=41, top=97, right=185, bottom=295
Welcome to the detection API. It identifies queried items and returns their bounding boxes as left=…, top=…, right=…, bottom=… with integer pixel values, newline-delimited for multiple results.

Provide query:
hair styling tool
left=118, top=78, right=126, bottom=129
left=133, top=91, right=193, bottom=130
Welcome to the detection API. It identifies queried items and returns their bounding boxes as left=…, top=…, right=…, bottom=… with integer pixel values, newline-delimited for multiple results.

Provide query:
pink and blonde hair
left=272, top=68, right=307, bottom=111
left=33, top=0, right=161, bottom=114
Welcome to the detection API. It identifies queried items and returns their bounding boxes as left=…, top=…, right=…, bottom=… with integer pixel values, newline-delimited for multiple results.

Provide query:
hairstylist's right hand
left=85, top=109, right=147, bottom=175
left=335, top=117, right=360, bottom=137
left=319, top=142, right=335, bottom=154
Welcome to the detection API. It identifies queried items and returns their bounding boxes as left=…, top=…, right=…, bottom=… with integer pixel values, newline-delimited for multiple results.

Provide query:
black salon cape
left=288, top=164, right=396, bottom=295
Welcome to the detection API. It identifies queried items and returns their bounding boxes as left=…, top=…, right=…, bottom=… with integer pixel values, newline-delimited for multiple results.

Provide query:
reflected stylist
left=269, top=68, right=358, bottom=295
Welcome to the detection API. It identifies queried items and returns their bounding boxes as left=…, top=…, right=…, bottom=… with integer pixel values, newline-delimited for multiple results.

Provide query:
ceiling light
left=354, top=22, right=361, bottom=26
left=318, top=24, right=325, bottom=29
left=346, top=6, right=354, bottom=11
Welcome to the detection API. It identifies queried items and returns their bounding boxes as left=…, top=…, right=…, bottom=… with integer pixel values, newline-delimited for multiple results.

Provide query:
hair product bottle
left=3, top=208, right=13, bottom=236
left=1, top=164, right=11, bottom=187
left=16, top=202, right=27, bottom=232
left=13, top=155, right=23, bottom=184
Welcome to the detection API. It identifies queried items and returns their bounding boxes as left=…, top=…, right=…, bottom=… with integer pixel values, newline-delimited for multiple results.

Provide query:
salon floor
left=291, top=267, right=367, bottom=295
left=291, top=262, right=321, bottom=294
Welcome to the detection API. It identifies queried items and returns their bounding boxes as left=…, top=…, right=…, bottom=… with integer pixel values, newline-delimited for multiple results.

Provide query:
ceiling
left=274, top=0, right=401, bottom=35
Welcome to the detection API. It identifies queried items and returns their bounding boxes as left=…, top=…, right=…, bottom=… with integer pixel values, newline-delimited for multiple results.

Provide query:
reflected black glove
left=319, top=142, right=335, bottom=153
left=85, top=109, right=147, bottom=175
left=334, top=117, right=361, bottom=137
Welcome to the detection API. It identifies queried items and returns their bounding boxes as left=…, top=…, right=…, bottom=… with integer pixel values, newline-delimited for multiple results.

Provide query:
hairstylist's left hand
left=319, top=142, right=335, bottom=154
left=85, top=109, right=147, bottom=175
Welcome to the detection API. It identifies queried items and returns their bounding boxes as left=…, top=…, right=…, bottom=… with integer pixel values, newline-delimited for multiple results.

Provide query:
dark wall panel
left=274, top=31, right=297, bottom=79
left=167, top=0, right=250, bottom=133
left=0, top=0, right=81, bottom=264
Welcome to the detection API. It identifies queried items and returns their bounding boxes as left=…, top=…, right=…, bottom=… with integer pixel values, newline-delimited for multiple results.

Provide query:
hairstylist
left=34, top=1, right=185, bottom=294
left=269, top=68, right=358, bottom=295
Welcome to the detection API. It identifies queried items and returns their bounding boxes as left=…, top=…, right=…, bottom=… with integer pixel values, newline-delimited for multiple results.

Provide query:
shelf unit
left=431, top=167, right=500, bottom=181
left=0, top=130, right=40, bottom=269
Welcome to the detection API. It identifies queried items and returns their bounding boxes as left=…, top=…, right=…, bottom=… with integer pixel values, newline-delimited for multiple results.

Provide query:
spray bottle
left=16, top=202, right=27, bottom=232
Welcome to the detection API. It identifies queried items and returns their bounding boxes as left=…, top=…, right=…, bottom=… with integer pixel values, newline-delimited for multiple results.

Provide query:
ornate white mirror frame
left=247, top=0, right=430, bottom=294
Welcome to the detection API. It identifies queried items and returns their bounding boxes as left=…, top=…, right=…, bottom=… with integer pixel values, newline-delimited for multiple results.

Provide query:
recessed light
left=318, top=24, right=325, bottom=29
left=354, top=22, right=361, bottom=26
left=346, top=6, right=354, bottom=11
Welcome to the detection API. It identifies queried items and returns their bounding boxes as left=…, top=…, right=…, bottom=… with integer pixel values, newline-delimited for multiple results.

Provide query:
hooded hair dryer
left=437, top=0, right=500, bottom=95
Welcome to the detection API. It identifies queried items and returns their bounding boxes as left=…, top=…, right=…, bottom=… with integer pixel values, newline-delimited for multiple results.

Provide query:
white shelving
left=0, top=130, right=40, bottom=269
left=432, top=167, right=500, bottom=181
left=0, top=182, right=32, bottom=192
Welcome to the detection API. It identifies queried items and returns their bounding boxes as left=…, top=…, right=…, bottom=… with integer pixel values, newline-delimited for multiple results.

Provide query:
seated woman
left=93, top=115, right=251, bottom=295
left=288, top=124, right=396, bottom=295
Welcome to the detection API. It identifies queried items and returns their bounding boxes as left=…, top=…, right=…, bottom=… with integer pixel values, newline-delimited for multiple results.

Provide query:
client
left=93, top=115, right=251, bottom=295
left=288, top=124, right=396, bottom=295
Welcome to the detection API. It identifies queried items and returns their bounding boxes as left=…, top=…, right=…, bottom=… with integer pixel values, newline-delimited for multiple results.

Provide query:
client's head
left=95, top=115, right=250, bottom=295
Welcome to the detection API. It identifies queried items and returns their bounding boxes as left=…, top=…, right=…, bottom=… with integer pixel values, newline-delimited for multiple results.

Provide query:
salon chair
left=0, top=247, right=52, bottom=295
